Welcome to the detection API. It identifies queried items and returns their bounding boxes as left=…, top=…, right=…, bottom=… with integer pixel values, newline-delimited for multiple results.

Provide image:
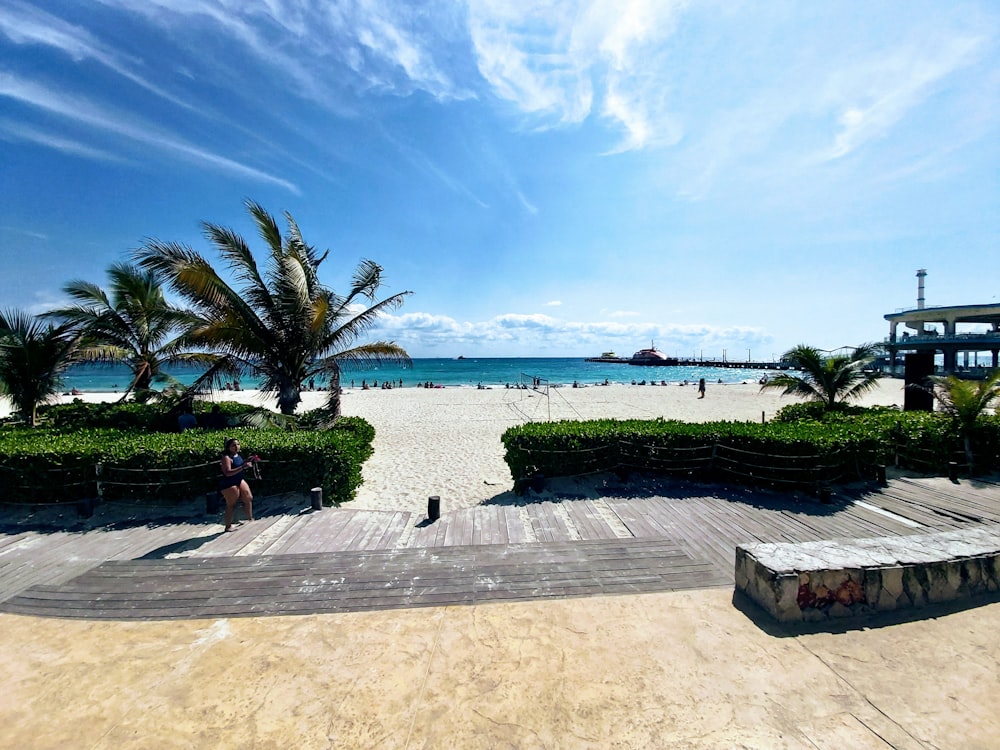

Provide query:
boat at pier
left=585, top=344, right=679, bottom=366
left=584, top=351, right=628, bottom=363
left=628, top=343, right=678, bottom=367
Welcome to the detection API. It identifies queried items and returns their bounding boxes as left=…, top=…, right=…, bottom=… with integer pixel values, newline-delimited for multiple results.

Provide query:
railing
left=0, top=459, right=282, bottom=507
left=885, top=332, right=1000, bottom=345
left=510, top=439, right=856, bottom=494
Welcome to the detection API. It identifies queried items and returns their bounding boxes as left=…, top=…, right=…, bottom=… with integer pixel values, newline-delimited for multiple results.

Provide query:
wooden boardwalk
left=2, top=475, right=999, bottom=620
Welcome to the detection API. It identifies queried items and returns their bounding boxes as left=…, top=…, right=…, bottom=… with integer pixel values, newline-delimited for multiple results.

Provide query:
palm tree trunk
left=963, top=433, right=974, bottom=476
left=277, top=379, right=301, bottom=415
left=330, top=369, right=342, bottom=418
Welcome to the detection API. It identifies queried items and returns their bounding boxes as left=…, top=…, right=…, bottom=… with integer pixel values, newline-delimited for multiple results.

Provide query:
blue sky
left=1, top=1, right=998, bottom=359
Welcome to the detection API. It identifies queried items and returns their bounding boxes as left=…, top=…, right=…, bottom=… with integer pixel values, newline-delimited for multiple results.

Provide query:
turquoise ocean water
left=62, top=358, right=779, bottom=392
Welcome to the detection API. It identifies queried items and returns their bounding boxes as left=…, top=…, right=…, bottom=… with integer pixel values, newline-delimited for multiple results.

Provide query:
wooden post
left=428, top=495, right=440, bottom=521
left=875, top=464, right=887, bottom=486
left=310, top=487, right=323, bottom=510
left=948, top=462, right=959, bottom=482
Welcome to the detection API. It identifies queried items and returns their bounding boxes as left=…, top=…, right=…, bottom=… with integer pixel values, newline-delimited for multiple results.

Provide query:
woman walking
left=219, top=437, right=257, bottom=531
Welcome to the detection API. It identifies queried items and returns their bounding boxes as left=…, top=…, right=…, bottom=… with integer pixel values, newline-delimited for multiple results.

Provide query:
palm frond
left=0, top=309, right=84, bottom=424
left=761, top=342, right=880, bottom=410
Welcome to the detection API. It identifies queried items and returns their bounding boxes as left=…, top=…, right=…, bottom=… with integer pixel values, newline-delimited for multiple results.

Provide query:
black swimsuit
left=219, top=455, right=246, bottom=490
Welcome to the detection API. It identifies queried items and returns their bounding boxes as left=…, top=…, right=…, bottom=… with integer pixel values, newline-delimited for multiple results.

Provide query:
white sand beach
left=1, top=380, right=907, bottom=515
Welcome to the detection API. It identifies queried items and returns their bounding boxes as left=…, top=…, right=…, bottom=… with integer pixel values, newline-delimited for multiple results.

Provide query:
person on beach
left=177, top=408, right=197, bottom=431
left=219, top=437, right=256, bottom=532
left=698, top=378, right=706, bottom=398
left=205, top=404, right=227, bottom=430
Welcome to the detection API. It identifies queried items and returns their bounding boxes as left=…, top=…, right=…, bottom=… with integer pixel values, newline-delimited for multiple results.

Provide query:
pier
left=584, top=357, right=798, bottom=370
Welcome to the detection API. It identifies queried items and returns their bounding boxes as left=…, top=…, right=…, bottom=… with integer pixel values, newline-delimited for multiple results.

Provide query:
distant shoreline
left=52, top=359, right=799, bottom=393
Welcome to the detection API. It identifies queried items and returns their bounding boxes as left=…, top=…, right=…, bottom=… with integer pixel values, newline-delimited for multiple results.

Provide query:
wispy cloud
left=0, top=224, right=48, bottom=241
left=467, top=0, right=685, bottom=152
left=0, top=118, right=130, bottom=163
left=95, top=0, right=474, bottom=106
left=0, top=73, right=298, bottom=192
left=380, top=128, right=490, bottom=208
left=544, top=300, right=561, bottom=307
left=0, top=0, right=197, bottom=112
left=671, top=11, right=993, bottom=199
left=823, top=34, right=985, bottom=160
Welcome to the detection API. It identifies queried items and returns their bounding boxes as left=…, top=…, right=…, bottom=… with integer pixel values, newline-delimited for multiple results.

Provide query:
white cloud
left=467, top=0, right=685, bottom=151
left=371, top=309, right=771, bottom=356
left=544, top=300, right=562, bottom=306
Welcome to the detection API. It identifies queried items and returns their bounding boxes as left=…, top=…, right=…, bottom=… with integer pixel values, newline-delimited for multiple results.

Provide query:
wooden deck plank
left=561, top=500, right=612, bottom=541
left=373, top=511, right=413, bottom=550
left=891, top=482, right=1000, bottom=522
left=1, top=536, right=730, bottom=620
left=326, top=510, right=379, bottom=552
left=604, top=498, right=670, bottom=538
left=370, top=511, right=411, bottom=550
left=3, top=475, right=1000, bottom=618
left=500, top=506, right=526, bottom=544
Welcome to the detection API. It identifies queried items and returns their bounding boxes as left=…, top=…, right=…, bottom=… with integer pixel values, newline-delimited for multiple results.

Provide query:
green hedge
left=0, top=416, right=375, bottom=506
left=27, top=399, right=257, bottom=432
left=501, top=411, right=1000, bottom=489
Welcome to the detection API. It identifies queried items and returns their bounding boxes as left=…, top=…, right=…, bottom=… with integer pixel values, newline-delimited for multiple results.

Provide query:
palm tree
left=761, top=343, right=882, bottom=411
left=0, top=310, right=84, bottom=426
left=134, top=199, right=412, bottom=415
left=44, top=263, right=208, bottom=402
left=925, top=370, right=1000, bottom=472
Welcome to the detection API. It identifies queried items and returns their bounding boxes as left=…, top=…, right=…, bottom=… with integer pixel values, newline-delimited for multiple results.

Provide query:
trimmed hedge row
left=0, top=416, right=375, bottom=506
left=501, top=410, right=1000, bottom=489
left=25, top=399, right=258, bottom=432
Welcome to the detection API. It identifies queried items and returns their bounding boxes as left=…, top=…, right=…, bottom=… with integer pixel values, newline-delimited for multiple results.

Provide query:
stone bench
left=735, top=526, right=1000, bottom=623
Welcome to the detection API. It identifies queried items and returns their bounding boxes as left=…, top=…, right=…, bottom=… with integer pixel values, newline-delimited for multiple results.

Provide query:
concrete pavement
left=2, top=588, right=998, bottom=749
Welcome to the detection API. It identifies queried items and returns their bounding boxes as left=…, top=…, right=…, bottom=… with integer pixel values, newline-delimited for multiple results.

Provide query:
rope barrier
left=105, top=461, right=218, bottom=474
left=714, top=443, right=846, bottom=461
left=509, top=444, right=613, bottom=455
left=513, top=435, right=855, bottom=489
left=713, top=455, right=839, bottom=474
left=618, top=440, right=713, bottom=455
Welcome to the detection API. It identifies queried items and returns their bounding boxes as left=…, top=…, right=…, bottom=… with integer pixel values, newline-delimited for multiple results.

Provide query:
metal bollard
left=818, top=486, right=832, bottom=504
left=310, top=487, right=323, bottom=510
left=948, top=462, right=959, bottom=482
left=428, top=495, right=440, bottom=521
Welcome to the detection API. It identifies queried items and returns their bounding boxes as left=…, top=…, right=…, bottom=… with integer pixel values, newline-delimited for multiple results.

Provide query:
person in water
left=219, top=437, right=257, bottom=532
